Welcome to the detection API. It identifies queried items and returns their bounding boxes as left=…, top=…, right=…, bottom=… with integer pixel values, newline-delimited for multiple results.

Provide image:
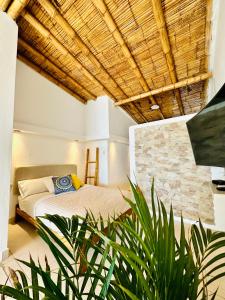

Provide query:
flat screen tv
left=187, top=83, right=225, bottom=167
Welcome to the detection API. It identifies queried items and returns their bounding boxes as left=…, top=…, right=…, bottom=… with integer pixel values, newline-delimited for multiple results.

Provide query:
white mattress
left=18, top=185, right=130, bottom=222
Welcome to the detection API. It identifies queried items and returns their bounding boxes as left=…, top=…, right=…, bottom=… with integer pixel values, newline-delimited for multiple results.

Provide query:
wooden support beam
left=203, top=0, right=212, bottom=105
left=0, top=0, right=11, bottom=11
left=38, top=0, right=148, bottom=122
left=130, top=103, right=148, bottom=123
left=115, top=72, right=212, bottom=106
left=92, top=0, right=164, bottom=119
left=18, top=54, right=87, bottom=103
left=92, top=0, right=151, bottom=93
left=18, top=38, right=94, bottom=102
left=205, top=0, right=212, bottom=71
left=120, top=105, right=139, bottom=123
left=39, top=0, right=124, bottom=95
left=21, top=10, right=117, bottom=100
left=150, top=0, right=185, bottom=115
left=7, top=0, right=30, bottom=20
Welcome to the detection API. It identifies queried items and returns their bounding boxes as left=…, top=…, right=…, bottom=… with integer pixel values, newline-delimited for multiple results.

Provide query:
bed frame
left=14, top=164, right=132, bottom=228
left=14, top=164, right=133, bottom=273
left=14, top=164, right=78, bottom=227
left=15, top=204, right=37, bottom=227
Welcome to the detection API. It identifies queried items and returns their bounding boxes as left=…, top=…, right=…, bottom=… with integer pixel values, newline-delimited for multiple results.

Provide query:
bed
left=14, top=164, right=132, bottom=228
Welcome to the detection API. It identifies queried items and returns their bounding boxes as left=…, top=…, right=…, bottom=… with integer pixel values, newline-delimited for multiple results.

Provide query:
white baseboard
left=0, top=248, right=9, bottom=262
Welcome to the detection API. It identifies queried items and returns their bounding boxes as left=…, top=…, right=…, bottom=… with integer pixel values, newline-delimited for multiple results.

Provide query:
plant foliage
left=1, top=181, right=225, bottom=299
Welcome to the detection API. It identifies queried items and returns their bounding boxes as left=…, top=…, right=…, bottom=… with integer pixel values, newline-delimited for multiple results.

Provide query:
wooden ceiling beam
left=130, top=103, right=148, bottom=123
left=203, top=0, right=212, bottom=104
left=205, top=0, right=212, bottom=71
left=21, top=10, right=117, bottom=100
left=115, top=72, right=212, bottom=106
left=18, top=38, right=94, bottom=102
left=18, top=54, right=87, bottom=103
left=39, top=0, right=124, bottom=95
left=121, top=103, right=147, bottom=123
left=150, top=0, right=185, bottom=115
left=37, top=0, right=147, bottom=123
left=0, top=0, right=11, bottom=11
left=91, top=0, right=164, bottom=120
left=124, top=108, right=140, bottom=123
left=7, top=0, right=30, bottom=20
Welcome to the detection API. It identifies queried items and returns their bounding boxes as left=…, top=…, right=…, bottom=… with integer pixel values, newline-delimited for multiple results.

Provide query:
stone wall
left=134, top=119, right=214, bottom=224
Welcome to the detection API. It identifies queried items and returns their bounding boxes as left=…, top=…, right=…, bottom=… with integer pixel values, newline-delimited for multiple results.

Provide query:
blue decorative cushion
left=52, top=175, right=76, bottom=195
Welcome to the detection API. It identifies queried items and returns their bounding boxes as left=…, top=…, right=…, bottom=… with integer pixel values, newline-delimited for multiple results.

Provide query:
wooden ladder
left=84, top=147, right=99, bottom=186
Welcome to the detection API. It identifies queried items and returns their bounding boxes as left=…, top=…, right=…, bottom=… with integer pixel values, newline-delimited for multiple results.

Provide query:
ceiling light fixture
left=151, top=104, right=160, bottom=110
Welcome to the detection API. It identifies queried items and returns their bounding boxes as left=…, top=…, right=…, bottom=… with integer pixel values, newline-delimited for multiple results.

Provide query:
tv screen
left=187, top=83, right=225, bottom=167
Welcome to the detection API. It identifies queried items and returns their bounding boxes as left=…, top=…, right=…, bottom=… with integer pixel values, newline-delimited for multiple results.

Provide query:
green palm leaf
left=1, top=180, right=225, bottom=300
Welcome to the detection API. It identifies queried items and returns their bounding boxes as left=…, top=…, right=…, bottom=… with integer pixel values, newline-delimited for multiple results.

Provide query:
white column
left=0, top=12, right=18, bottom=261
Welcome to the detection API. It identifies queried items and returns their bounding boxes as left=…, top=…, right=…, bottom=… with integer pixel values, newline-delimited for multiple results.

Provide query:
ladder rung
left=88, top=161, right=96, bottom=163
left=86, top=176, right=95, bottom=178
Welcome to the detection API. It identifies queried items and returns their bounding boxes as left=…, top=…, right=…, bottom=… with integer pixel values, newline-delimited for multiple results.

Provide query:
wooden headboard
left=14, top=164, right=77, bottom=195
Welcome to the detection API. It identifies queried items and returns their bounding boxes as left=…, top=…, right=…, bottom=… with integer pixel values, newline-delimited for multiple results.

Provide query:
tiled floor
left=1, top=220, right=225, bottom=299
left=1, top=221, right=58, bottom=291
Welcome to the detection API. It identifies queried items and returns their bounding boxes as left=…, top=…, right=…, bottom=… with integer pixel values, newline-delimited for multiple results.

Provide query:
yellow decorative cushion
left=71, top=173, right=84, bottom=190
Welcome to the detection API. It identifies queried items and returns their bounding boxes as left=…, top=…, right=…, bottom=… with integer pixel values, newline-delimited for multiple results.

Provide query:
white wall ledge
left=14, top=121, right=83, bottom=141
left=14, top=121, right=129, bottom=144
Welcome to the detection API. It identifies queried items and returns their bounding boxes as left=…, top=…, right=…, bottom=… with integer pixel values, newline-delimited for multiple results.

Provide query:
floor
left=0, top=221, right=58, bottom=293
left=1, top=220, right=225, bottom=299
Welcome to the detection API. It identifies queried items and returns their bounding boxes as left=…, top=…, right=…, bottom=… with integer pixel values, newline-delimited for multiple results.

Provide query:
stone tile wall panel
left=134, top=121, right=214, bottom=224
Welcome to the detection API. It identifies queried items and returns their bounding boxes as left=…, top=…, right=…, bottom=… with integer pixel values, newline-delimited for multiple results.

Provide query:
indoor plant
left=1, top=181, right=225, bottom=299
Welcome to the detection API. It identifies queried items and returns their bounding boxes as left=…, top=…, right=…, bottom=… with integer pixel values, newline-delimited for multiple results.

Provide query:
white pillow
left=18, top=177, right=49, bottom=198
left=42, top=176, right=55, bottom=193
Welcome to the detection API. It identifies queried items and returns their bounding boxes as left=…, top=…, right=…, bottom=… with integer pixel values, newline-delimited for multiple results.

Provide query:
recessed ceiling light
left=151, top=104, right=160, bottom=110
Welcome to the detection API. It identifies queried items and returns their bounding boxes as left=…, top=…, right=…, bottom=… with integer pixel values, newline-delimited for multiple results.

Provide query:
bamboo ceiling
left=2, top=0, right=212, bottom=123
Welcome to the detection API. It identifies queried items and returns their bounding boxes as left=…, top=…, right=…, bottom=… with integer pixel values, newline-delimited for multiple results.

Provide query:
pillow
left=43, top=176, right=55, bottom=193
left=71, top=173, right=84, bottom=190
left=52, top=175, right=76, bottom=195
left=18, top=177, right=48, bottom=198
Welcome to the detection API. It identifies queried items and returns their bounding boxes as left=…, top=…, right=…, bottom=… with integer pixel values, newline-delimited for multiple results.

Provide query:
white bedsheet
left=18, top=185, right=131, bottom=222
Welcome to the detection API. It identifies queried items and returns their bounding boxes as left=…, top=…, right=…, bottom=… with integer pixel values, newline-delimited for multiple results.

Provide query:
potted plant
left=1, top=181, right=225, bottom=299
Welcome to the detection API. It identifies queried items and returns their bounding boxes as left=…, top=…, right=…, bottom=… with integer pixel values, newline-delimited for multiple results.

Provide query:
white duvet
left=19, top=185, right=131, bottom=222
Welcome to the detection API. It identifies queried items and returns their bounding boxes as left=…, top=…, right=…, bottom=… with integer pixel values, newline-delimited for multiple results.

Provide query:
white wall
left=108, top=98, right=134, bottom=188
left=109, top=142, right=130, bottom=187
left=12, top=61, right=135, bottom=219
left=11, top=60, right=87, bottom=218
left=14, top=60, right=85, bottom=139
left=0, top=12, right=18, bottom=261
left=83, top=140, right=109, bottom=186
left=207, top=0, right=225, bottom=100
left=10, top=133, right=83, bottom=218
left=84, top=96, right=134, bottom=187
left=14, top=61, right=86, bottom=178
left=84, top=96, right=109, bottom=140
left=83, top=96, right=135, bottom=188
left=84, top=95, right=135, bottom=140
left=207, top=0, right=225, bottom=179
left=12, top=134, right=81, bottom=168
left=109, top=99, right=136, bottom=139
left=13, top=60, right=88, bottom=174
